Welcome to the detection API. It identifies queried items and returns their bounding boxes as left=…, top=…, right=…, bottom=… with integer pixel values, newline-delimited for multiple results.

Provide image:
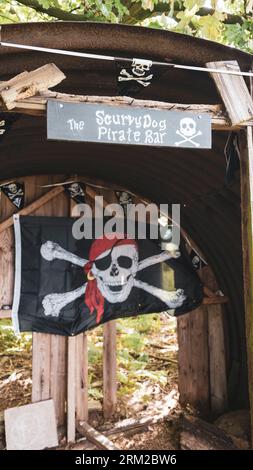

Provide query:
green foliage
left=0, top=0, right=252, bottom=53
left=0, top=320, right=31, bottom=353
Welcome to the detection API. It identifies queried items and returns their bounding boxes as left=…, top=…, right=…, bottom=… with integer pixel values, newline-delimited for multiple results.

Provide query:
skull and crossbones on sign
left=118, top=59, right=153, bottom=87
left=40, top=234, right=186, bottom=323
left=175, top=117, right=202, bottom=147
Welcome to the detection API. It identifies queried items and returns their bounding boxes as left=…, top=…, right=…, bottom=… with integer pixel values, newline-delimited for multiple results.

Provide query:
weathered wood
left=203, top=295, right=228, bottom=305
left=206, top=60, right=253, bottom=126
left=0, top=185, right=65, bottom=234
left=0, top=64, right=66, bottom=110
left=239, top=126, right=253, bottom=447
left=0, top=192, right=14, bottom=310
left=0, top=89, right=233, bottom=130
left=178, top=306, right=209, bottom=414
left=202, top=267, right=228, bottom=415
left=77, top=421, right=119, bottom=450
left=180, top=415, right=238, bottom=450
left=103, top=320, right=117, bottom=420
left=0, top=309, right=12, bottom=318
left=75, top=333, right=89, bottom=422
left=67, top=336, right=76, bottom=443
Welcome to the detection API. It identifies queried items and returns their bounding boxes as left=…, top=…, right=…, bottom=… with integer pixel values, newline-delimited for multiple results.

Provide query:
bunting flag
left=12, top=216, right=203, bottom=336
left=115, top=190, right=133, bottom=216
left=64, top=182, right=86, bottom=204
left=224, top=132, right=240, bottom=185
left=189, top=248, right=207, bottom=270
left=1, top=181, right=24, bottom=209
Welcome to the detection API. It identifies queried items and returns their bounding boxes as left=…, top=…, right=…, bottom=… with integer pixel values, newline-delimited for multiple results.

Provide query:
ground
left=0, top=313, right=182, bottom=450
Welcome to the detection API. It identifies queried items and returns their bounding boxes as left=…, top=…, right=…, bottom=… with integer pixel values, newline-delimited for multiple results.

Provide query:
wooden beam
left=0, top=64, right=66, bottom=110
left=0, top=309, right=12, bottom=319
left=0, top=89, right=234, bottom=130
left=75, top=333, right=89, bottom=423
left=77, top=421, right=119, bottom=450
left=203, top=296, right=228, bottom=305
left=206, top=60, right=253, bottom=126
left=239, top=126, right=253, bottom=448
left=0, top=185, right=64, bottom=234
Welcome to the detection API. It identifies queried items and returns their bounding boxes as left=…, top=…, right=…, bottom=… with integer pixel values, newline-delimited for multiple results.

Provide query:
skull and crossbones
left=68, top=182, right=85, bottom=199
left=118, top=59, right=153, bottom=87
left=6, top=183, right=23, bottom=200
left=175, top=118, right=202, bottom=147
left=40, top=235, right=186, bottom=322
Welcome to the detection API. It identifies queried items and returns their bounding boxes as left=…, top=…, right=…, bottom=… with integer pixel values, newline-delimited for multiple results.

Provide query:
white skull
left=179, top=118, right=196, bottom=137
left=132, top=59, right=152, bottom=77
left=8, top=183, right=18, bottom=194
left=69, top=183, right=82, bottom=197
left=91, top=244, right=138, bottom=303
left=119, top=191, right=132, bottom=205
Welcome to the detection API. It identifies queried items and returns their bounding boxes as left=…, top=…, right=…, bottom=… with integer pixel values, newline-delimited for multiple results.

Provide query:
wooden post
left=177, top=306, right=210, bottom=414
left=206, top=61, right=253, bottom=126
left=201, top=267, right=228, bottom=415
left=103, top=321, right=117, bottom=420
left=75, top=333, right=89, bottom=422
left=67, top=336, right=76, bottom=442
left=240, top=126, right=253, bottom=447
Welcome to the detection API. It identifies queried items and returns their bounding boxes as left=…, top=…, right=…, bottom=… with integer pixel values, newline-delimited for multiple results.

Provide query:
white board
left=4, top=399, right=58, bottom=450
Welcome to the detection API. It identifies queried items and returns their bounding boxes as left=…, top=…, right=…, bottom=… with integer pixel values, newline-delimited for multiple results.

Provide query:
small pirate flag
left=0, top=181, right=24, bottom=209
left=224, top=132, right=240, bottom=186
left=0, top=113, right=19, bottom=142
left=12, top=216, right=203, bottom=336
left=189, top=248, right=207, bottom=270
left=115, top=190, right=133, bottom=216
left=64, top=182, right=86, bottom=204
left=116, top=58, right=164, bottom=96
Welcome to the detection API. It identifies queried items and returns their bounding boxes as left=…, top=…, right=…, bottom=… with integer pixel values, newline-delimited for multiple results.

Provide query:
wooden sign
left=4, top=400, right=58, bottom=450
left=47, top=101, right=212, bottom=149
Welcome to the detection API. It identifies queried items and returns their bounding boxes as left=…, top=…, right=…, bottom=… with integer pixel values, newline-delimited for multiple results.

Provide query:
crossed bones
left=118, top=69, right=153, bottom=87
left=175, top=129, right=202, bottom=147
left=40, top=241, right=186, bottom=318
left=0, top=120, right=5, bottom=136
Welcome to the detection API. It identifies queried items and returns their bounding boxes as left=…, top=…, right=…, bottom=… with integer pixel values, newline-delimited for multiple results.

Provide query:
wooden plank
left=203, top=296, right=228, bottom=305
left=67, top=336, right=76, bottom=443
left=206, top=60, right=253, bottom=126
left=0, top=189, right=15, bottom=311
left=180, top=415, right=238, bottom=450
left=77, top=421, right=119, bottom=450
left=0, top=89, right=233, bottom=130
left=103, top=320, right=117, bottom=420
left=201, top=267, right=228, bottom=415
left=178, top=306, right=209, bottom=414
left=75, top=333, right=89, bottom=422
left=239, top=126, right=253, bottom=447
left=0, top=64, right=66, bottom=110
left=0, top=185, right=65, bottom=234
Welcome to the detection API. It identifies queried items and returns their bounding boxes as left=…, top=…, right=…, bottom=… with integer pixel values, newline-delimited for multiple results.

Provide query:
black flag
left=12, top=216, right=203, bottom=336
left=116, top=58, right=164, bottom=97
left=0, top=113, right=20, bottom=142
left=115, top=190, right=133, bottom=216
left=189, top=249, right=207, bottom=270
left=1, top=181, right=24, bottom=209
left=64, top=182, right=86, bottom=204
left=224, top=132, right=240, bottom=185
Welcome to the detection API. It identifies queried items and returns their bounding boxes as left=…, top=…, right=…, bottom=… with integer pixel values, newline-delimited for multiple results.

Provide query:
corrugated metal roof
left=0, top=22, right=252, bottom=407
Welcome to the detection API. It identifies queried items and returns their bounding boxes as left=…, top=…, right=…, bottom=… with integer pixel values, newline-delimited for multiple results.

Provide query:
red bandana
left=84, top=234, right=137, bottom=324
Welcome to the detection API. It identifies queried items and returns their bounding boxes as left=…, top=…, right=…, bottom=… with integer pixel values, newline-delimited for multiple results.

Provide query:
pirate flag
left=115, top=58, right=164, bottom=97
left=12, top=216, right=203, bottom=336
left=1, top=181, right=24, bottom=209
left=189, top=248, right=207, bottom=270
left=0, top=113, right=20, bottom=142
left=115, top=190, right=133, bottom=217
left=64, top=182, right=86, bottom=204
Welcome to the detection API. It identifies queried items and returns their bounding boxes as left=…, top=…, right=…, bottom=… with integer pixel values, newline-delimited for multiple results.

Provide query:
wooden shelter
left=0, top=22, right=253, bottom=447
